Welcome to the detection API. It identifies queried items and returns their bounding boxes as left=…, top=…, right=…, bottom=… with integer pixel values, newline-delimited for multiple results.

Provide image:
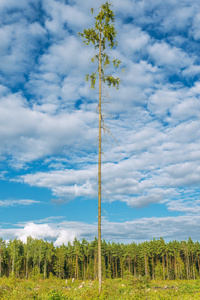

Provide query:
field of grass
left=1, top=276, right=200, bottom=299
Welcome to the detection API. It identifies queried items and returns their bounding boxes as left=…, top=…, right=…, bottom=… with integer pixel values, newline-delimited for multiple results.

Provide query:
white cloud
left=167, top=198, right=200, bottom=214
left=1, top=0, right=200, bottom=238
left=17, top=131, right=200, bottom=207
left=0, top=199, right=40, bottom=207
left=0, top=222, right=83, bottom=245
left=0, top=171, right=7, bottom=179
left=190, top=13, right=200, bottom=40
left=43, top=0, right=90, bottom=34
left=17, top=222, right=77, bottom=246
left=38, top=36, right=94, bottom=76
left=148, top=42, right=193, bottom=70
left=18, top=168, right=97, bottom=199
left=14, top=81, right=200, bottom=207
left=0, top=19, right=46, bottom=86
left=148, top=87, right=181, bottom=118
left=0, top=92, right=97, bottom=165
left=1, top=215, right=200, bottom=245
left=0, top=0, right=32, bottom=10
left=125, top=189, right=166, bottom=208
left=119, top=25, right=150, bottom=57
left=161, top=4, right=194, bottom=32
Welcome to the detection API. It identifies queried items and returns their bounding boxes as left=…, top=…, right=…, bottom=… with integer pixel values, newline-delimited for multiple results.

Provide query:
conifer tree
left=79, top=2, right=121, bottom=292
left=0, top=238, right=5, bottom=277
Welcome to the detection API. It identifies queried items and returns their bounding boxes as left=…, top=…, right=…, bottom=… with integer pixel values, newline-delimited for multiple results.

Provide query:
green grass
left=0, top=276, right=200, bottom=299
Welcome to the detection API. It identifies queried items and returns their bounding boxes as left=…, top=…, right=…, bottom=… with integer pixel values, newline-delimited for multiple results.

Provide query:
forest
left=0, top=236, right=200, bottom=281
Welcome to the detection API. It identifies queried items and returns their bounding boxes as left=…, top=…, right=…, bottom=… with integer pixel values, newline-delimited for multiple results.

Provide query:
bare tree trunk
left=162, top=255, right=165, bottom=280
left=120, top=259, right=123, bottom=278
left=75, top=253, right=78, bottom=279
left=44, top=258, right=47, bottom=279
left=94, top=253, right=97, bottom=279
left=174, top=254, right=177, bottom=279
left=71, top=257, right=73, bottom=279
left=144, top=252, right=148, bottom=276
left=12, top=255, right=15, bottom=275
left=192, top=254, right=195, bottom=280
left=128, top=256, right=131, bottom=272
left=87, top=255, right=89, bottom=279
left=0, top=257, right=2, bottom=277
left=84, top=258, right=86, bottom=280
left=152, top=253, right=154, bottom=280
left=134, top=257, right=137, bottom=277
left=155, top=255, right=158, bottom=279
left=26, top=253, right=28, bottom=279
left=98, top=22, right=102, bottom=294
left=115, top=258, right=117, bottom=278
left=186, top=254, right=189, bottom=279
left=166, top=253, right=169, bottom=279
left=112, top=259, right=115, bottom=278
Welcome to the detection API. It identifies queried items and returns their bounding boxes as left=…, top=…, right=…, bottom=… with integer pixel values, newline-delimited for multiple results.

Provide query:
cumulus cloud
left=1, top=0, right=200, bottom=239
left=0, top=13, right=46, bottom=87
left=167, top=197, right=200, bottom=214
left=119, top=25, right=150, bottom=57
left=190, top=12, right=200, bottom=40
left=1, top=215, right=200, bottom=245
left=43, top=0, right=90, bottom=35
left=0, top=222, right=87, bottom=245
left=0, top=91, right=97, bottom=165
left=148, top=42, right=194, bottom=71
left=18, top=168, right=97, bottom=199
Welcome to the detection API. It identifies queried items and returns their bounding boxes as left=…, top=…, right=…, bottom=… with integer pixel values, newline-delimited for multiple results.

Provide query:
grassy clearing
left=0, top=276, right=200, bottom=299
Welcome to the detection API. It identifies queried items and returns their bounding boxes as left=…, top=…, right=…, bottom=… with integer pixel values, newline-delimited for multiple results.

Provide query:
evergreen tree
left=79, top=2, right=121, bottom=292
left=8, top=239, right=23, bottom=277
left=54, top=245, right=66, bottom=279
left=0, top=236, right=200, bottom=281
left=24, top=236, right=34, bottom=279
left=43, top=241, right=54, bottom=279
left=0, top=238, right=6, bottom=277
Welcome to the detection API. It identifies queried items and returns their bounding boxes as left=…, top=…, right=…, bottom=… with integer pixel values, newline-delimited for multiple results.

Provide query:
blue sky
left=1, top=0, right=200, bottom=245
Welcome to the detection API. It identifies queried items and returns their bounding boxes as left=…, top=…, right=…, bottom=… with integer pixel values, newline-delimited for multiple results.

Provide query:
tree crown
left=78, top=1, right=121, bottom=89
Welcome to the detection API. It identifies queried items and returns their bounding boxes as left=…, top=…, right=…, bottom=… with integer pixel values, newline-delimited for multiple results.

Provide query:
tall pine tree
left=79, top=2, right=121, bottom=292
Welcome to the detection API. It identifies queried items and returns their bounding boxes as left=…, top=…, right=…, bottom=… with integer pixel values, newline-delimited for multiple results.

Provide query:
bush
left=48, top=290, right=67, bottom=300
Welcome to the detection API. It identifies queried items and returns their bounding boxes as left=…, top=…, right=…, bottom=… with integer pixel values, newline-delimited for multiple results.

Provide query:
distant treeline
left=0, top=237, right=199, bottom=280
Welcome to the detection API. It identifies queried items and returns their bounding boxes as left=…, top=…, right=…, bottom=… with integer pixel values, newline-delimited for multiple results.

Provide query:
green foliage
left=0, top=237, right=200, bottom=283
left=78, top=1, right=121, bottom=89
left=85, top=73, right=97, bottom=89
left=48, top=290, right=67, bottom=300
left=155, top=261, right=163, bottom=279
left=0, top=277, right=200, bottom=299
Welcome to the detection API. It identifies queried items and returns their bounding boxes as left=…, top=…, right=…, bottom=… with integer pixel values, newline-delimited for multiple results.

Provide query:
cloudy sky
left=1, top=0, right=200, bottom=246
